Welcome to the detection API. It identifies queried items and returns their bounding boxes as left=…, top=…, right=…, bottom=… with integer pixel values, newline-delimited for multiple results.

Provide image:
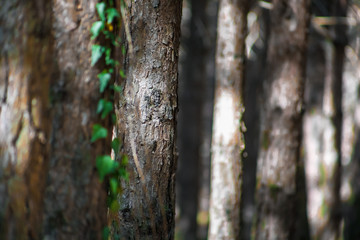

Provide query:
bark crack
left=2, top=52, right=9, bottom=104
left=11, top=113, right=24, bottom=146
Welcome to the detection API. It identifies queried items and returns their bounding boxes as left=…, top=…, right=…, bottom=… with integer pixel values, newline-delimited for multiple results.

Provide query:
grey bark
left=116, top=1, right=182, bottom=239
left=208, top=0, right=248, bottom=239
left=0, top=1, right=53, bottom=239
left=255, top=0, right=311, bottom=239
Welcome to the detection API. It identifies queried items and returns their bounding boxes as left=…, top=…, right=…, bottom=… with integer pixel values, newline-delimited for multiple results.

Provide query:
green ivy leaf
left=102, top=226, right=110, bottom=240
left=119, top=69, right=126, bottom=78
left=91, top=45, right=105, bottom=66
left=121, top=45, right=126, bottom=55
left=122, top=155, right=128, bottom=165
left=91, top=124, right=108, bottom=142
left=96, top=2, right=106, bottom=21
left=91, top=21, right=104, bottom=40
left=97, top=99, right=105, bottom=114
left=113, top=40, right=119, bottom=47
left=105, top=48, right=114, bottom=66
left=113, top=85, right=123, bottom=93
left=101, top=101, right=113, bottom=119
left=106, top=8, right=120, bottom=24
left=118, top=168, right=129, bottom=180
left=109, top=198, right=120, bottom=212
left=98, top=72, right=111, bottom=93
left=111, top=138, right=121, bottom=153
left=103, top=30, right=115, bottom=41
left=109, top=177, right=118, bottom=195
left=96, top=155, right=118, bottom=181
left=97, top=99, right=113, bottom=119
left=111, top=113, right=117, bottom=124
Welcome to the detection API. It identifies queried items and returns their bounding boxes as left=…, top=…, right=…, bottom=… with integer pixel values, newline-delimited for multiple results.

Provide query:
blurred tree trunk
left=42, top=1, right=109, bottom=239
left=197, top=1, right=218, bottom=239
left=325, top=1, right=348, bottom=238
left=242, top=6, right=270, bottom=240
left=304, top=0, right=347, bottom=239
left=0, top=1, right=53, bottom=239
left=208, top=0, right=248, bottom=239
left=255, top=0, right=310, bottom=239
left=116, top=1, right=182, bottom=239
left=176, top=0, right=207, bottom=239
left=340, top=2, right=360, bottom=240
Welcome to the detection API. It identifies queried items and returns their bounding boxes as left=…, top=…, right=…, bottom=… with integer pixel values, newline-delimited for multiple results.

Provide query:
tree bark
left=255, top=0, right=310, bottom=239
left=43, top=1, right=109, bottom=239
left=0, top=1, right=53, bottom=239
left=116, top=1, right=182, bottom=239
left=208, top=0, right=248, bottom=239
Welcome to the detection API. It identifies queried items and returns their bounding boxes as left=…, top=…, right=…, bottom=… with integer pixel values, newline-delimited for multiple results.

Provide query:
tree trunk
left=43, top=1, right=109, bottom=239
left=208, top=0, right=248, bottom=239
left=304, top=1, right=347, bottom=238
left=116, top=1, right=182, bottom=239
left=342, top=3, right=360, bottom=239
left=255, top=0, right=310, bottom=239
left=242, top=6, right=270, bottom=240
left=176, top=0, right=207, bottom=239
left=0, top=1, right=53, bottom=239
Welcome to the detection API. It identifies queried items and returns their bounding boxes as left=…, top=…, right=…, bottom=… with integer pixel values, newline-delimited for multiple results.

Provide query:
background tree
left=42, top=1, right=109, bottom=239
left=208, top=0, right=249, bottom=239
left=342, top=3, right=360, bottom=239
left=255, top=0, right=311, bottom=239
left=242, top=5, right=270, bottom=240
left=303, top=0, right=348, bottom=238
left=116, top=1, right=182, bottom=239
left=176, top=0, right=208, bottom=239
left=0, top=1, right=53, bottom=239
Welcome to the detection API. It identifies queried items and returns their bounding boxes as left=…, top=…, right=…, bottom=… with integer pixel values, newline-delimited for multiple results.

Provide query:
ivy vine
left=90, top=0, right=128, bottom=224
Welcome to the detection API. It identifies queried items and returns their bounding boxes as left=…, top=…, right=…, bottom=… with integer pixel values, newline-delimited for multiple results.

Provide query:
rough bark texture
left=0, top=1, right=53, bottom=239
left=42, top=1, right=108, bottom=239
left=208, top=0, right=248, bottom=239
left=176, top=0, right=207, bottom=239
left=255, top=0, right=310, bottom=239
left=116, top=1, right=182, bottom=239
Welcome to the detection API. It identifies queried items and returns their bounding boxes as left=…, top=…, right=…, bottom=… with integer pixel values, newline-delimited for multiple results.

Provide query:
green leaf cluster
left=90, top=1, right=129, bottom=222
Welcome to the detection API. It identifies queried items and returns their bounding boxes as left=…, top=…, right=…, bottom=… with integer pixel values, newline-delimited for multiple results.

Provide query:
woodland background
left=1, top=0, right=360, bottom=240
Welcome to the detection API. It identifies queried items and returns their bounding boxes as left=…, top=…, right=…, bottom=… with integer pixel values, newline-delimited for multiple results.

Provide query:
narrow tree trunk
left=326, top=1, right=348, bottom=238
left=342, top=3, right=360, bottom=239
left=208, top=0, right=248, bottom=239
left=304, top=1, right=347, bottom=238
left=43, top=1, right=109, bottom=239
left=242, top=6, right=270, bottom=240
left=176, top=0, right=207, bottom=239
left=198, top=1, right=218, bottom=238
left=255, top=1, right=310, bottom=239
left=116, top=1, right=182, bottom=239
left=0, top=1, right=53, bottom=239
